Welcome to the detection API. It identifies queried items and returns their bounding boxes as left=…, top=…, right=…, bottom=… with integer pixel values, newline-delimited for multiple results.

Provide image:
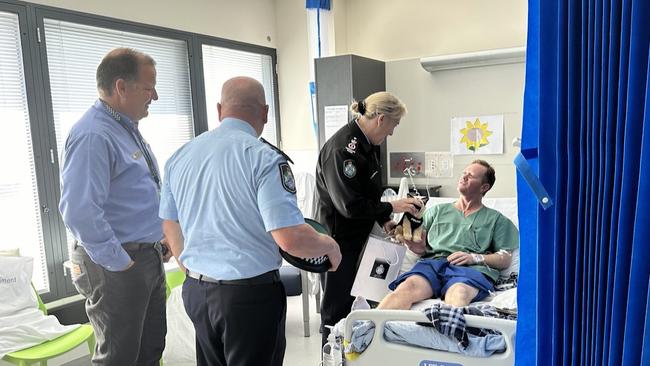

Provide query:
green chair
left=165, top=269, right=186, bottom=298
left=2, top=288, right=95, bottom=366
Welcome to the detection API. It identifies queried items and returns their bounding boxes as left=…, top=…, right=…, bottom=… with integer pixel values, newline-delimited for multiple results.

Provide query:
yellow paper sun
left=460, top=118, right=493, bottom=152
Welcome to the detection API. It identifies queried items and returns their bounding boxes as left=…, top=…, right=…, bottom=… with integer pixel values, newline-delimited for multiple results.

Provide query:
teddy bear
left=394, top=193, right=428, bottom=242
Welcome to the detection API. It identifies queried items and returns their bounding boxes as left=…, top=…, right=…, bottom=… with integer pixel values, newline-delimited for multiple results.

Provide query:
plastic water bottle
left=322, top=327, right=343, bottom=366
left=331, top=340, right=342, bottom=366
left=322, top=341, right=334, bottom=366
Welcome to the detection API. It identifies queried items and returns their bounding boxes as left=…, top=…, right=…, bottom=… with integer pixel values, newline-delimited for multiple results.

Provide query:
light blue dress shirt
left=59, top=100, right=163, bottom=271
left=159, top=118, right=304, bottom=280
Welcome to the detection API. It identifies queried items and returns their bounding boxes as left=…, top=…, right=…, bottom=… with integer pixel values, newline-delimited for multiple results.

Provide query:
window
left=0, top=10, right=49, bottom=292
left=202, top=44, right=279, bottom=145
left=43, top=18, right=195, bottom=254
left=0, top=2, right=280, bottom=301
left=44, top=18, right=195, bottom=178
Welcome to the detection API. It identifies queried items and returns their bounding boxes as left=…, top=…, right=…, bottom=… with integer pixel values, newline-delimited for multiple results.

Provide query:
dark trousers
left=182, top=276, right=287, bottom=366
left=70, top=243, right=166, bottom=366
left=320, top=241, right=364, bottom=345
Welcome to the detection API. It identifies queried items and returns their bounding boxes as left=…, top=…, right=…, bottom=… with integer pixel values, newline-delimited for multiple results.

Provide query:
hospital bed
left=344, top=309, right=516, bottom=366
left=340, top=197, right=519, bottom=366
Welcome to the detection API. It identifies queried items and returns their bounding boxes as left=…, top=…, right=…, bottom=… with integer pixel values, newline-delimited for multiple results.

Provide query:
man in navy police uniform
left=160, top=76, right=341, bottom=366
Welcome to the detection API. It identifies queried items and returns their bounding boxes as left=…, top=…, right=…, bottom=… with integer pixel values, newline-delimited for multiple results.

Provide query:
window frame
left=1, top=0, right=282, bottom=302
left=0, top=1, right=62, bottom=301
left=197, top=35, right=282, bottom=146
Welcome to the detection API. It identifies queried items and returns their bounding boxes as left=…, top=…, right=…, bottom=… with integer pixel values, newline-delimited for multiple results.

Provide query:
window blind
left=43, top=19, right=195, bottom=253
left=0, top=11, right=49, bottom=292
left=202, top=44, right=278, bottom=145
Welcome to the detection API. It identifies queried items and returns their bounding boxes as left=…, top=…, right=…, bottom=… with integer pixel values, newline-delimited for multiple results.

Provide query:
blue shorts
left=388, top=258, right=494, bottom=302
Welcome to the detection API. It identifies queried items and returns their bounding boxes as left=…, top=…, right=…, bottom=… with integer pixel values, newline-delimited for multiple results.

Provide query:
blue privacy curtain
left=516, top=0, right=649, bottom=365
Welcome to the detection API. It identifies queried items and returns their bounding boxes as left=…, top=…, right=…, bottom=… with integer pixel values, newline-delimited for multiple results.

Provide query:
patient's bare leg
left=377, top=275, right=433, bottom=310
left=444, top=283, right=479, bottom=307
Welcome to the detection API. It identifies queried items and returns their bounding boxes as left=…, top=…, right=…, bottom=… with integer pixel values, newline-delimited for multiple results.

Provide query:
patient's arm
left=447, top=250, right=512, bottom=270
left=483, top=250, right=512, bottom=269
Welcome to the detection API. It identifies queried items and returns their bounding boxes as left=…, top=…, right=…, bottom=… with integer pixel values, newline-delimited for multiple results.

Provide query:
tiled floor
left=31, top=294, right=324, bottom=366
left=283, top=295, right=323, bottom=366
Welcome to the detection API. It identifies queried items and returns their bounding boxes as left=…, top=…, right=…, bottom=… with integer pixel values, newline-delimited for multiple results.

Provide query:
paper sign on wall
left=450, top=115, right=504, bottom=155
left=323, top=105, right=349, bottom=141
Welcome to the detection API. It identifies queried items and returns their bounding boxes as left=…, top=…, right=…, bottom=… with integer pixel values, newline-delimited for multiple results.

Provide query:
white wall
left=29, top=0, right=528, bottom=190
left=273, top=0, right=316, bottom=151
left=386, top=59, right=525, bottom=197
left=275, top=0, right=527, bottom=184
left=341, top=0, right=527, bottom=61
left=338, top=0, right=527, bottom=197
left=28, top=0, right=277, bottom=48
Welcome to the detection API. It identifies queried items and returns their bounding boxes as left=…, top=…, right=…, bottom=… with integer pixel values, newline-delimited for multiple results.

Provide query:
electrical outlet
left=425, top=152, right=454, bottom=178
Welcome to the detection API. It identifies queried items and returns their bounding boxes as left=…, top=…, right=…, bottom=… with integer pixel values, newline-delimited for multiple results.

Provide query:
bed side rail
left=344, top=309, right=516, bottom=366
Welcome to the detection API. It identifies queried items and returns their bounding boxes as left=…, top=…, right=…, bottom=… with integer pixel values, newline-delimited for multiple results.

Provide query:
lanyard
left=100, top=101, right=161, bottom=189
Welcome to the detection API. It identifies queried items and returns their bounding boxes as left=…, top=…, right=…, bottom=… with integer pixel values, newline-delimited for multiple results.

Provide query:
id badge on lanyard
left=101, top=101, right=161, bottom=191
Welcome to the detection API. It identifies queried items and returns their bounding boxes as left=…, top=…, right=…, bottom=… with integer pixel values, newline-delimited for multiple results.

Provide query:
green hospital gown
left=421, top=203, right=519, bottom=282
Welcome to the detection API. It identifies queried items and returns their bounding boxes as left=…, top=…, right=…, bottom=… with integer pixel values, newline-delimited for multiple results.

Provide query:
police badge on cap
left=279, top=163, right=296, bottom=193
left=343, top=159, right=357, bottom=178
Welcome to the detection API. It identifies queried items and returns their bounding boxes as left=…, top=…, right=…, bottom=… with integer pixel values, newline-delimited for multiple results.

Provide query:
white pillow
left=481, top=197, right=519, bottom=229
left=0, top=256, right=38, bottom=317
left=499, top=248, right=520, bottom=279
left=488, top=287, right=517, bottom=309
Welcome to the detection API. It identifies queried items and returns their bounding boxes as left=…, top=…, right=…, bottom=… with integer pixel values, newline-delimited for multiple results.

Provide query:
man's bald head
left=218, top=77, right=268, bottom=136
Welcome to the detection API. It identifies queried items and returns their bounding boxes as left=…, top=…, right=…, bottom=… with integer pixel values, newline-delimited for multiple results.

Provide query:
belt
left=185, top=269, right=280, bottom=286
left=73, top=241, right=161, bottom=252
left=122, top=241, right=162, bottom=252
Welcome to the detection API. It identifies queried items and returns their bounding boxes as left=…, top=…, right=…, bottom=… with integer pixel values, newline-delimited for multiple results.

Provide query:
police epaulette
left=260, top=137, right=294, bottom=164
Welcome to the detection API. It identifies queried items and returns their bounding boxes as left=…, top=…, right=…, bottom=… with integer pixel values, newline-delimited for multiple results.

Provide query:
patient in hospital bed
left=378, top=160, right=519, bottom=310
left=337, top=161, right=520, bottom=361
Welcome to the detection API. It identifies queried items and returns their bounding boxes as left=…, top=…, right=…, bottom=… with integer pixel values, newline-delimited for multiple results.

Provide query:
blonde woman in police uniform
left=314, top=91, right=421, bottom=345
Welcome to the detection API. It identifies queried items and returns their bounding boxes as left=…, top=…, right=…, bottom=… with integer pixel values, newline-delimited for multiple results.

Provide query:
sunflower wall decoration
left=450, top=115, right=504, bottom=155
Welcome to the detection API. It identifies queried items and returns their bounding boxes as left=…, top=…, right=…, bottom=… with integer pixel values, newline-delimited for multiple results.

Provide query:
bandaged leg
left=377, top=275, right=433, bottom=310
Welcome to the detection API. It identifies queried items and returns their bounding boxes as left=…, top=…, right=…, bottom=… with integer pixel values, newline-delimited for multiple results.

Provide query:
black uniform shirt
left=314, top=120, right=393, bottom=245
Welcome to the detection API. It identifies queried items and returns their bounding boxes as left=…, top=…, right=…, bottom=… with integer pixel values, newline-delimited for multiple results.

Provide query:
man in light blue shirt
left=160, top=76, right=341, bottom=366
left=59, top=48, right=170, bottom=366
